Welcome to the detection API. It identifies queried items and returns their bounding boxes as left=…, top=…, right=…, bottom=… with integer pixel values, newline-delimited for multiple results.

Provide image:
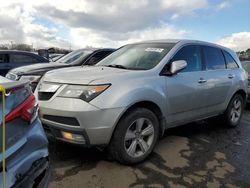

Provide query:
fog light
left=61, top=131, right=85, bottom=143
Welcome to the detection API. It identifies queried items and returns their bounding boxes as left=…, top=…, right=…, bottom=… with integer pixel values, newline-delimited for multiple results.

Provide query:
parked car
left=6, top=48, right=115, bottom=91
left=49, top=53, right=65, bottom=62
left=36, top=39, right=247, bottom=164
left=241, top=60, right=250, bottom=102
left=0, top=76, right=50, bottom=187
left=0, top=50, right=49, bottom=76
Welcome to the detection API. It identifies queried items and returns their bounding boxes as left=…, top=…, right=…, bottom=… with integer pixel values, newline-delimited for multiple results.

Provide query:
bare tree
left=11, top=43, right=32, bottom=51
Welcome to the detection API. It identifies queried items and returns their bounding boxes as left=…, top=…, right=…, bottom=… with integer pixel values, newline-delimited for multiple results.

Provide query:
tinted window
left=11, top=54, right=38, bottom=63
left=0, top=54, right=9, bottom=63
left=223, top=51, right=238, bottom=69
left=172, top=45, right=202, bottom=72
left=97, top=43, right=175, bottom=70
left=85, top=51, right=113, bottom=65
left=204, top=46, right=226, bottom=70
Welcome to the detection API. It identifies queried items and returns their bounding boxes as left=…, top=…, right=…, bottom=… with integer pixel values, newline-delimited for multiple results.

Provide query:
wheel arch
left=109, top=100, right=166, bottom=145
left=232, top=89, right=247, bottom=105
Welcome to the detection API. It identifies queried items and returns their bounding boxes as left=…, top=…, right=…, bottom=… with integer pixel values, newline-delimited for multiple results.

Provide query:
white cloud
left=217, top=32, right=250, bottom=51
left=161, top=0, right=207, bottom=15
left=70, top=23, right=187, bottom=48
left=216, top=1, right=230, bottom=11
left=0, top=1, right=70, bottom=49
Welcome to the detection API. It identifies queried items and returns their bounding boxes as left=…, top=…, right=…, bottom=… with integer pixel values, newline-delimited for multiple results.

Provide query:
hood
left=43, top=66, right=131, bottom=85
left=0, top=76, right=11, bottom=83
left=10, top=63, right=69, bottom=76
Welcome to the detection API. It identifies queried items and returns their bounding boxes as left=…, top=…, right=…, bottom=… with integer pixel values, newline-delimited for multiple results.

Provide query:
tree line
left=0, top=43, right=70, bottom=54
left=1, top=42, right=250, bottom=60
left=238, top=49, right=250, bottom=61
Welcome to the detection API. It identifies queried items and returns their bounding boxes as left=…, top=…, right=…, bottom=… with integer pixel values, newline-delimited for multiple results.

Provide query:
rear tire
left=108, top=108, right=159, bottom=164
left=223, top=94, right=244, bottom=128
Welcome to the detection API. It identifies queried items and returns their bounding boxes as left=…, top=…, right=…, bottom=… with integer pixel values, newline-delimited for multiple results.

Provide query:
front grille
left=43, top=115, right=80, bottom=126
left=38, top=92, right=55, bottom=101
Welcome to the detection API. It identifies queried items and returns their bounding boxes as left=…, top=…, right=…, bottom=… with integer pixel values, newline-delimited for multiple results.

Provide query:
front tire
left=109, top=108, right=159, bottom=164
left=223, top=94, right=244, bottom=128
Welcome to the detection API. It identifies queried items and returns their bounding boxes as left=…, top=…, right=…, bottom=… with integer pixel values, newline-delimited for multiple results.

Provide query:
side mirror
left=170, top=60, right=187, bottom=74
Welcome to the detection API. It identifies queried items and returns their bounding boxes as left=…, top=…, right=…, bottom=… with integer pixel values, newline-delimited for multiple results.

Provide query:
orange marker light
left=62, top=131, right=73, bottom=140
left=95, top=85, right=109, bottom=92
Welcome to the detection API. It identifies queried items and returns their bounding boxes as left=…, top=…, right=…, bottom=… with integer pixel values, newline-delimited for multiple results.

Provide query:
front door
left=165, top=45, right=207, bottom=124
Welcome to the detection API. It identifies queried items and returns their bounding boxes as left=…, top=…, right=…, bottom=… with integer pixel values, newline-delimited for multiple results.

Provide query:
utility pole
left=10, top=41, right=13, bottom=49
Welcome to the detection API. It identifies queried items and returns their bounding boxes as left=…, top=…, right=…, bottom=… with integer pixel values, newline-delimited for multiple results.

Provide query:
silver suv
left=36, top=40, right=248, bottom=164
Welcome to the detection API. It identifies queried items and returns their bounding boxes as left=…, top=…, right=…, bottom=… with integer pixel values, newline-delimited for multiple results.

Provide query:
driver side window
left=172, top=45, right=202, bottom=73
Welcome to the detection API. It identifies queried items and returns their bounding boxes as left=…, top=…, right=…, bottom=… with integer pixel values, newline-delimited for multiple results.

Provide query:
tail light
left=5, top=94, right=37, bottom=123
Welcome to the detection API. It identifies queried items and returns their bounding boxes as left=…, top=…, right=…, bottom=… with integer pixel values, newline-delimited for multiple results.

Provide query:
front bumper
left=39, top=97, right=125, bottom=145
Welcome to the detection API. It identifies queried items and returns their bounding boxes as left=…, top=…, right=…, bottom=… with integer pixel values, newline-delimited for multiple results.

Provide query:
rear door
left=0, top=53, right=10, bottom=76
left=201, top=46, right=233, bottom=110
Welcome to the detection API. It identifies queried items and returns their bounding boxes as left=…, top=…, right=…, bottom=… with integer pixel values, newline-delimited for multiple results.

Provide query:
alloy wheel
left=124, top=118, right=155, bottom=158
left=230, top=98, right=242, bottom=124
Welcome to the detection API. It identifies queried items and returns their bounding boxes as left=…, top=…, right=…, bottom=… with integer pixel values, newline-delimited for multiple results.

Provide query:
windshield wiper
left=106, top=64, right=128, bottom=69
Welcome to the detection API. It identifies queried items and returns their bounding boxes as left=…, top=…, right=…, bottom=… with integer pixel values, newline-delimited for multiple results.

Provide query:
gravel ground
left=48, top=107, right=250, bottom=188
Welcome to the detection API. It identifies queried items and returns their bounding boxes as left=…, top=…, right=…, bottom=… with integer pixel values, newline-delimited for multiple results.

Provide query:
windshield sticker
left=145, top=48, right=164, bottom=53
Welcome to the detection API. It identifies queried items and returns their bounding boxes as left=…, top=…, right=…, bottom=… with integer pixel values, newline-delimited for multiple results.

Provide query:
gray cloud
left=2, top=0, right=235, bottom=49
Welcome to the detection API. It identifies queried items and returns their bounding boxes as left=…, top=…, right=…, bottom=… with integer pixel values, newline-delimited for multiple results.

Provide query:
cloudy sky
left=0, top=0, right=249, bottom=51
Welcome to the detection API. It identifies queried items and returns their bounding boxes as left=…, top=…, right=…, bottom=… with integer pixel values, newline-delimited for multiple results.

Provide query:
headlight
left=58, top=84, right=110, bottom=102
left=19, top=75, right=41, bottom=83
left=6, top=73, right=20, bottom=80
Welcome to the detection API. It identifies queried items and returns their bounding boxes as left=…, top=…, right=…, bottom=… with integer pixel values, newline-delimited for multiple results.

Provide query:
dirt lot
left=48, top=107, right=250, bottom=188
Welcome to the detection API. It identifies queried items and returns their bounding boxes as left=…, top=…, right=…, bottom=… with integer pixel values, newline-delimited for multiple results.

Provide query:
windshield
left=97, top=43, right=175, bottom=70
left=56, top=50, right=93, bottom=64
left=241, top=61, right=250, bottom=72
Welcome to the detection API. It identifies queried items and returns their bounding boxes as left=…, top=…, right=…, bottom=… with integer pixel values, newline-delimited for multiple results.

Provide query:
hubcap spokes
left=230, top=99, right=242, bottom=123
left=124, top=118, right=154, bottom=158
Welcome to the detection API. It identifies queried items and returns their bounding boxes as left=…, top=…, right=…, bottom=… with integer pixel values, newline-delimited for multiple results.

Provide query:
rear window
left=203, top=46, right=226, bottom=70
left=223, top=51, right=239, bottom=69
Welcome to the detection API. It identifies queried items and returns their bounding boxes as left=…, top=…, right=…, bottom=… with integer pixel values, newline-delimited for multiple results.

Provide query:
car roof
left=131, top=39, right=236, bottom=57
left=133, top=39, right=231, bottom=50
left=0, top=50, right=49, bottom=61
left=0, top=50, right=37, bottom=54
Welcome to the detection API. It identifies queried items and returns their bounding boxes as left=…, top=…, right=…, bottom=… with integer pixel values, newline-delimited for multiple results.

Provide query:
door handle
left=228, top=74, right=235, bottom=79
left=198, top=78, right=207, bottom=83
